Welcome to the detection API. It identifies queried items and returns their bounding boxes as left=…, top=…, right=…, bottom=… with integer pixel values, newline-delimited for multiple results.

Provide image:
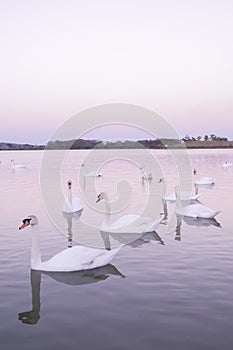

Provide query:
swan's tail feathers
left=211, top=210, right=221, bottom=218
left=82, top=245, right=123, bottom=269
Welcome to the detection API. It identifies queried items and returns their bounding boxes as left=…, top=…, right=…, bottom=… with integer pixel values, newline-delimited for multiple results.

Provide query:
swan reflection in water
left=62, top=210, right=83, bottom=247
left=18, top=265, right=125, bottom=325
left=100, top=229, right=165, bottom=250
left=174, top=215, right=221, bottom=241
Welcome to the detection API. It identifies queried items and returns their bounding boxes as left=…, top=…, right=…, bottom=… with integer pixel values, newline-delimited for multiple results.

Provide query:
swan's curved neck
left=175, top=187, right=182, bottom=208
left=194, top=184, right=198, bottom=195
left=31, top=225, right=41, bottom=269
left=68, top=188, right=72, bottom=204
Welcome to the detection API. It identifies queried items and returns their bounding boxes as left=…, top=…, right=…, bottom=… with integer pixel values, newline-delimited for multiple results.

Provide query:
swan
left=19, top=215, right=122, bottom=272
left=96, top=192, right=164, bottom=233
left=62, top=180, right=83, bottom=213
left=140, top=166, right=153, bottom=180
left=10, top=159, right=26, bottom=168
left=193, top=170, right=215, bottom=185
left=222, top=161, right=232, bottom=168
left=174, top=186, right=220, bottom=218
left=85, top=171, right=103, bottom=177
left=158, top=178, right=200, bottom=202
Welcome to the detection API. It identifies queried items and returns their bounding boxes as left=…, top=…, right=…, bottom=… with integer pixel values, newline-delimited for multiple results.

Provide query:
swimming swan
left=10, top=159, right=26, bottom=168
left=85, top=171, right=103, bottom=177
left=140, top=166, right=153, bottom=180
left=175, top=186, right=220, bottom=219
left=19, top=215, right=122, bottom=272
left=96, top=192, right=164, bottom=233
left=222, top=161, right=232, bottom=168
left=193, top=170, right=215, bottom=185
left=159, top=178, right=200, bottom=202
left=62, top=180, right=83, bottom=213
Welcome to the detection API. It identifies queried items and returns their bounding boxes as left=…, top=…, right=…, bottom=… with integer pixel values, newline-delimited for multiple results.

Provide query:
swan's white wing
left=181, top=204, right=220, bottom=219
left=164, top=192, right=200, bottom=202
left=110, top=215, right=141, bottom=229
left=85, top=171, right=102, bottom=177
left=63, top=197, right=83, bottom=212
left=164, top=193, right=176, bottom=202
left=40, top=246, right=121, bottom=272
left=111, top=215, right=153, bottom=231
left=103, top=214, right=160, bottom=233
left=195, top=177, right=215, bottom=185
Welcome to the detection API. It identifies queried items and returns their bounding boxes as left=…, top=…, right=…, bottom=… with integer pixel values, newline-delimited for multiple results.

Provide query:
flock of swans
left=159, top=176, right=220, bottom=219
left=18, top=161, right=224, bottom=274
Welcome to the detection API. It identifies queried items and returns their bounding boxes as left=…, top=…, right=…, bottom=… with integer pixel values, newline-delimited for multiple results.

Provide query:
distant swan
left=96, top=192, right=164, bottom=233
left=222, top=161, right=232, bottom=168
left=159, top=178, right=200, bottom=202
left=193, top=170, right=215, bottom=185
left=85, top=171, right=103, bottom=177
left=62, top=180, right=83, bottom=213
left=19, top=215, right=122, bottom=272
left=140, top=166, right=153, bottom=180
left=10, top=159, right=26, bottom=168
left=175, top=186, right=220, bottom=218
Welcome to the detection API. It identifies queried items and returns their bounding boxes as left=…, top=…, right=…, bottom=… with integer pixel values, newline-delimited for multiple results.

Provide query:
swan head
left=96, top=192, right=107, bottom=203
left=19, top=215, right=38, bottom=230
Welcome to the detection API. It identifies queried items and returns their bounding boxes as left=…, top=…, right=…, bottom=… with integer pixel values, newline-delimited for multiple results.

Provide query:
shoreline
left=1, top=140, right=233, bottom=151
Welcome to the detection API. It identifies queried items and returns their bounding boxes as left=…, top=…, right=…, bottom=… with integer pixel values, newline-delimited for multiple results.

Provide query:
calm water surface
left=1, top=149, right=233, bottom=350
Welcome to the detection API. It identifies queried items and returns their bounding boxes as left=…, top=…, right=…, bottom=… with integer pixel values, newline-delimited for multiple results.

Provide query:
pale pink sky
left=0, top=0, right=232, bottom=143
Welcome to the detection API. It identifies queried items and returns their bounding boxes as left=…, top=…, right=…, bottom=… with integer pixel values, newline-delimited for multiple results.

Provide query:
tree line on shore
left=0, top=134, right=232, bottom=150
left=182, top=134, right=228, bottom=142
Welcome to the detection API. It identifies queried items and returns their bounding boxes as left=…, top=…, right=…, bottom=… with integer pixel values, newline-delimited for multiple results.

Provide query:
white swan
left=62, top=180, right=83, bottom=213
left=222, top=161, right=232, bottom=168
left=159, top=178, right=200, bottom=202
left=85, top=171, right=103, bottom=177
left=19, top=215, right=122, bottom=272
left=10, top=159, right=26, bottom=168
left=96, top=192, right=164, bottom=233
left=140, top=166, right=153, bottom=180
left=175, top=186, right=220, bottom=218
left=193, top=170, right=215, bottom=185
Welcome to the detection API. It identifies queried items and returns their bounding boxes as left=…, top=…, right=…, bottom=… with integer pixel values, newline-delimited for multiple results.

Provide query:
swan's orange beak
left=19, top=219, right=30, bottom=230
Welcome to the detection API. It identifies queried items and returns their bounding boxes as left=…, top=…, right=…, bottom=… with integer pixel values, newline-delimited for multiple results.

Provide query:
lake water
left=1, top=149, right=233, bottom=350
